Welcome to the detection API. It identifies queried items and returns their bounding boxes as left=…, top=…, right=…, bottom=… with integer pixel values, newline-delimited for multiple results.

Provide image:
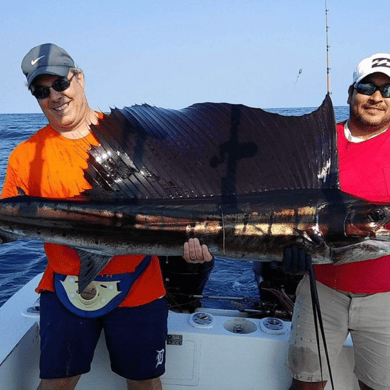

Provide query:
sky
left=1, top=0, right=390, bottom=114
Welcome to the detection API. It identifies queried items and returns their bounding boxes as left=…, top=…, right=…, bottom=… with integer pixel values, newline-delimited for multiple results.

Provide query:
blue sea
left=0, top=106, right=349, bottom=308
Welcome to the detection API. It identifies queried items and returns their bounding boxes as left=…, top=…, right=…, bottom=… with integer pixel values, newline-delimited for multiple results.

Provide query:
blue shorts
left=39, top=291, right=168, bottom=380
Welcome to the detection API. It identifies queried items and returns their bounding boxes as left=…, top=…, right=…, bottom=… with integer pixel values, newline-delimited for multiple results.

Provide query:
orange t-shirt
left=1, top=121, right=166, bottom=307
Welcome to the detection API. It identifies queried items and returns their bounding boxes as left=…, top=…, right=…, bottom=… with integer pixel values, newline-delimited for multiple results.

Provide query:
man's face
left=348, top=72, right=390, bottom=133
left=31, top=72, right=90, bottom=135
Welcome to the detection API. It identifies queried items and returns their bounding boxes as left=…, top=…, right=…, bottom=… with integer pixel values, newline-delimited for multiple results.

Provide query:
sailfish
left=1, top=95, right=390, bottom=293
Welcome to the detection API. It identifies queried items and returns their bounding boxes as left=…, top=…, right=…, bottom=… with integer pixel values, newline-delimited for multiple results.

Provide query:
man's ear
left=76, top=71, right=85, bottom=89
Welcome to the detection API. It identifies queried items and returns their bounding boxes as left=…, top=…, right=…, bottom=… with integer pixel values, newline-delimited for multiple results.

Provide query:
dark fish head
left=345, top=205, right=390, bottom=240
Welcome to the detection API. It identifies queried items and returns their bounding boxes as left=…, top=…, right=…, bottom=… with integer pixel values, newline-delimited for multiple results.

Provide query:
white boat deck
left=0, top=274, right=359, bottom=390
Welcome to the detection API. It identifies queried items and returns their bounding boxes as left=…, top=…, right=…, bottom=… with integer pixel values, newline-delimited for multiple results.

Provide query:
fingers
left=305, top=253, right=313, bottom=271
left=283, top=246, right=293, bottom=273
left=283, top=245, right=311, bottom=275
left=291, top=245, right=304, bottom=274
left=183, top=238, right=213, bottom=264
left=202, top=244, right=213, bottom=262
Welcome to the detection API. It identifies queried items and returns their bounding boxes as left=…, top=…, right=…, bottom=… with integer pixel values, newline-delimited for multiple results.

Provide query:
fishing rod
left=167, top=292, right=294, bottom=318
left=173, top=293, right=292, bottom=318
left=325, top=0, right=331, bottom=95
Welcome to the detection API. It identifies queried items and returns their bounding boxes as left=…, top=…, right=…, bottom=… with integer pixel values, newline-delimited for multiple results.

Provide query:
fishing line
left=309, top=265, right=335, bottom=390
left=292, top=69, right=302, bottom=94
left=220, top=205, right=226, bottom=254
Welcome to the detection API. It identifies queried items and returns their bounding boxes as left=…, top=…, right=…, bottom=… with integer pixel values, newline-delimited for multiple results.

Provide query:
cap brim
left=27, top=65, right=71, bottom=88
left=354, top=69, right=390, bottom=85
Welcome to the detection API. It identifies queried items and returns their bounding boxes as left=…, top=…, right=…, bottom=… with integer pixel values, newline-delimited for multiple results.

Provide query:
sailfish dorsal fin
left=83, top=95, right=338, bottom=200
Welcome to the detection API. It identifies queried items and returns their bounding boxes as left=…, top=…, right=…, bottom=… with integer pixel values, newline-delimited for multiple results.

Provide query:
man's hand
left=283, top=245, right=312, bottom=275
left=183, top=238, right=213, bottom=264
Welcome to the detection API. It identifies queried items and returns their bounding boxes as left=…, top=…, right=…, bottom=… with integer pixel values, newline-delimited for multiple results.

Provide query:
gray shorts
left=287, top=274, right=390, bottom=390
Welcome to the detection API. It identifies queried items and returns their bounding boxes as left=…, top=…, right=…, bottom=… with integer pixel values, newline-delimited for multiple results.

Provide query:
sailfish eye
left=370, top=209, right=386, bottom=222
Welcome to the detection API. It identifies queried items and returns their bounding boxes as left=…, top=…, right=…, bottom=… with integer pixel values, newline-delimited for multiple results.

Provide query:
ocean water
left=0, top=105, right=350, bottom=308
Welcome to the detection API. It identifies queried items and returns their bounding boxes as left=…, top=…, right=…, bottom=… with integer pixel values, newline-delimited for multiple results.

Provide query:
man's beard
left=350, top=106, right=389, bottom=130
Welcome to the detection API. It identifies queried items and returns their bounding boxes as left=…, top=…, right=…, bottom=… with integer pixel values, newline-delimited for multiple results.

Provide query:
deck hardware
left=259, top=317, right=287, bottom=335
left=167, top=334, right=183, bottom=345
left=189, top=312, right=215, bottom=329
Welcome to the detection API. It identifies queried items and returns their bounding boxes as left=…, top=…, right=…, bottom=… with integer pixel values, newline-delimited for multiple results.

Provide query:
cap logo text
left=372, top=58, right=390, bottom=69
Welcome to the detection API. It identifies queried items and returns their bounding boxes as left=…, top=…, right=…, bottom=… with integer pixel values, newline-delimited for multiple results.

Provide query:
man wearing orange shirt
left=4, top=43, right=213, bottom=390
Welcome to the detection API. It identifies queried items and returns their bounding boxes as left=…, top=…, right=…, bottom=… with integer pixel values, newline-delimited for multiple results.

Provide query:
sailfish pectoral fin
left=74, top=248, right=114, bottom=293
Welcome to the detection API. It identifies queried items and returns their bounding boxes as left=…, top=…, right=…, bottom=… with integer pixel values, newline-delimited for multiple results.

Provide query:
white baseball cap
left=353, top=53, right=390, bottom=85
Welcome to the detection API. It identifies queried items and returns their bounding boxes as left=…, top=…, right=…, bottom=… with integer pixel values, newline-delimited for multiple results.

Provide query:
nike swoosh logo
left=31, top=55, right=45, bottom=65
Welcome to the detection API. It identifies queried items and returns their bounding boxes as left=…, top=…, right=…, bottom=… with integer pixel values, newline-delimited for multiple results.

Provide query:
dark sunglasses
left=354, top=82, right=390, bottom=98
left=31, top=74, right=75, bottom=100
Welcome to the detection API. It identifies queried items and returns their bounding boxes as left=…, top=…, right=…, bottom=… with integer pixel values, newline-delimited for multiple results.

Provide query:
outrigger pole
left=325, top=0, right=331, bottom=95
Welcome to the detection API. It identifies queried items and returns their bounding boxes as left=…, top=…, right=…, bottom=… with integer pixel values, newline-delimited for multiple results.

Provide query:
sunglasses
left=354, top=82, right=390, bottom=98
left=31, top=74, right=75, bottom=100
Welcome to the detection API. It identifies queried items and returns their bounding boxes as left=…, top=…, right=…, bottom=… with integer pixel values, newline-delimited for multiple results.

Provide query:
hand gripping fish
left=1, top=95, right=390, bottom=292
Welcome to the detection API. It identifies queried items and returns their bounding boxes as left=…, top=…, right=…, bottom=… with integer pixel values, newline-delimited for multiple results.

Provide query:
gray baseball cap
left=21, top=43, right=75, bottom=88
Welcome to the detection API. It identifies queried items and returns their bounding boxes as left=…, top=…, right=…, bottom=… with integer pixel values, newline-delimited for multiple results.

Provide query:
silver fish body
left=1, top=189, right=390, bottom=267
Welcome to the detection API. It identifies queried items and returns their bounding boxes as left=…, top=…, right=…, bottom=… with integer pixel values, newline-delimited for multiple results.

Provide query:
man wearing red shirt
left=288, top=54, right=390, bottom=390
